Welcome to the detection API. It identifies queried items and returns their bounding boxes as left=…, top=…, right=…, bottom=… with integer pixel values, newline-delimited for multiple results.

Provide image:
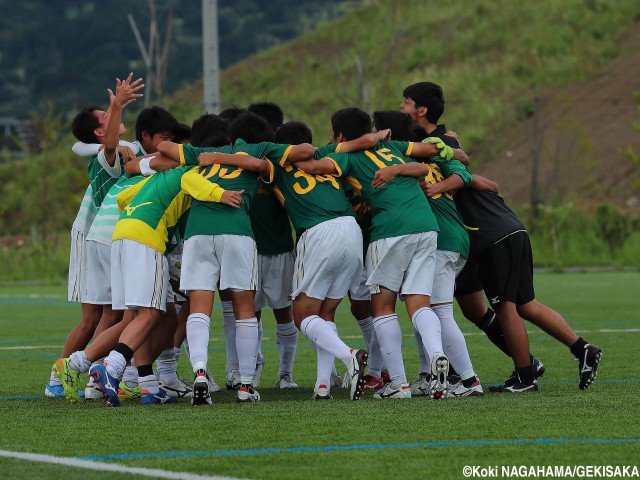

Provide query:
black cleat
left=490, top=377, right=538, bottom=393
left=489, top=357, right=545, bottom=392
left=578, top=344, right=602, bottom=390
left=191, top=369, right=212, bottom=406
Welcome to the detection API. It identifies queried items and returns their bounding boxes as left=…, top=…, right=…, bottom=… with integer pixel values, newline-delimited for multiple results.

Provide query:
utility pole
left=202, top=0, right=220, bottom=113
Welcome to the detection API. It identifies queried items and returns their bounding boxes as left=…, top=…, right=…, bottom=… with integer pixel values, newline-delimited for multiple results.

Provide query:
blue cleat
left=89, top=364, right=121, bottom=407
left=44, top=383, right=65, bottom=398
left=140, top=388, right=178, bottom=405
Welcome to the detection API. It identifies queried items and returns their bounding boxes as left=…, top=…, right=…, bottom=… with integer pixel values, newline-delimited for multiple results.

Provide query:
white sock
left=411, top=307, right=444, bottom=360
left=315, top=346, right=334, bottom=390
left=139, top=374, right=159, bottom=394
left=187, top=313, right=210, bottom=373
left=256, top=319, right=264, bottom=365
left=433, top=304, right=475, bottom=380
left=300, top=315, right=351, bottom=365
left=103, top=351, right=127, bottom=380
left=49, top=370, right=62, bottom=386
left=222, top=301, right=238, bottom=373
left=373, top=314, right=407, bottom=388
left=156, top=347, right=180, bottom=385
left=414, top=330, right=430, bottom=373
left=123, top=365, right=138, bottom=387
left=357, top=317, right=385, bottom=377
left=69, top=350, right=91, bottom=373
left=236, top=318, right=259, bottom=384
left=276, top=321, right=298, bottom=377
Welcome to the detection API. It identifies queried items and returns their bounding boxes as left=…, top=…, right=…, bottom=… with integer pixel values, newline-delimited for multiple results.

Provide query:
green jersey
left=325, top=140, right=439, bottom=243
left=88, top=150, right=123, bottom=207
left=250, top=182, right=294, bottom=255
left=267, top=158, right=353, bottom=233
left=178, top=139, right=290, bottom=239
left=423, top=159, right=472, bottom=258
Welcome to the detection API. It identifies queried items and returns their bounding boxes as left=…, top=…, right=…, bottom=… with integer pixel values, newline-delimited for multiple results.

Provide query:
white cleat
left=446, top=377, right=484, bottom=398
left=409, top=372, right=431, bottom=397
left=346, top=349, right=368, bottom=401
left=84, top=382, right=104, bottom=400
left=160, top=379, right=193, bottom=399
left=226, top=369, right=241, bottom=391
left=237, top=384, right=260, bottom=403
left=429, top=353, right=449, bottom=400
left=373, top=383, right=412, bottom=399
left=276, top=374, right=299, bottom=390
left=312, top=384, right=333, bottom=400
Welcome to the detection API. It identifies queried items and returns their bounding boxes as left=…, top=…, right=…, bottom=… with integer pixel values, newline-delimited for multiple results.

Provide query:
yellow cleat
left=117, top=382, right=142, bottom=400
left=52, top=358, right=81, bottom=403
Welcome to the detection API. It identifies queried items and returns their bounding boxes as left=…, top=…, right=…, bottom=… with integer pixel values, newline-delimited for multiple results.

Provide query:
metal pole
left=202, top=0, right=220, bottom=113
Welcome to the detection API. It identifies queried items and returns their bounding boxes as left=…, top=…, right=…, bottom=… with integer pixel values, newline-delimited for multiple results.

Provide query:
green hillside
left=170, top=0, right=639, bottom=151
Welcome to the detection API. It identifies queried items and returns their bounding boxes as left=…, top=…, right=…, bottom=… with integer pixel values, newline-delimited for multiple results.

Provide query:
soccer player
left=372, top=110, right=483, bottom=398
left=404, top=81, right=602, bottom=392
left=289, top=107, right=468, bottom=399
left=192, top=117, right=391, bottom=401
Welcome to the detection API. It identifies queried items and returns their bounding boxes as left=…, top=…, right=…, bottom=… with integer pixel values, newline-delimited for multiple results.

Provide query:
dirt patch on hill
left=474, top=23, right=640, bottom=210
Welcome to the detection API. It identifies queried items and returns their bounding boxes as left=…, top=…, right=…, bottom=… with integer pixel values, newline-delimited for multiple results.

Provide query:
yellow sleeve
left=181, top=168, right=226, bottom=202
left=117, top=176, right=151, bottom=212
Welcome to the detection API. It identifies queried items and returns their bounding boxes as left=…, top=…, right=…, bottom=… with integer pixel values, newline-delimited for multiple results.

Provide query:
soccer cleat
left=381, top=370, right=391, bottom=385
left=117, top=382, right=142, bottom=400
left=84, top=382, right=103, bottom=400
left=52, top=358, right=81, bottom=403
left=141, top=388, right=178, bottom=405
left=209, top=376, right=222, bottom=393
left=409, top=372, right=432, bottom=396
left=253, top=358, right=264, bottom=388
left=373, top=383, right=411, bottom=399
left=346, top=349, right=368, bottom=401
left=312, top=384, right=333, bottom=400
left=330, top=371, right=343, bottom=389
left=489, top=357, right=546, bottom=392
left=363, top=374, right=385, bottom=390
left=89, top=363, right=121, bottom=407
left=44, top=383, right=65, bottom=398
left=578, top=343, right=602, bottom=390
left=275, top=374, right=299, bottom=390
left=237, top=384, right=260, bottom=403
left=429, top=353, right=449, bottom=400
left=192, top=369, right=212, bottom=406
left=160, top=379, right=193, bottom=399
left=446, top=377, right=484, bottom=398
left=225, top=369, right=241, bottom=391
left=490, top=378, right=539, bottom=393
left=448, top=373, right=462, bottom=386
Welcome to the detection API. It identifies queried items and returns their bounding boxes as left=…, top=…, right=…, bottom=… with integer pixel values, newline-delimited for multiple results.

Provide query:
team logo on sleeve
left=124, top=202, right=153, bottom=216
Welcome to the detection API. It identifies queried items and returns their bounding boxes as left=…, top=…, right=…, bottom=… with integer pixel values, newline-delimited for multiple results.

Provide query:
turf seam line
left=0, top=449, right=249, bottom=480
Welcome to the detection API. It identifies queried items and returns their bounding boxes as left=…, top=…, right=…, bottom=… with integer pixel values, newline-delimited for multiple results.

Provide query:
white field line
left=0, top=449, right=249, bottom=480
left=3, top=328, right=639, bottom=351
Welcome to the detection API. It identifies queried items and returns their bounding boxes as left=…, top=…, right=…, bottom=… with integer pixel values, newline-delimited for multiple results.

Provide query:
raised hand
left=113, top=72, right=144, bottom=109
left=117, top=146, right=137, bottom=163
left=376, top=129, right=392, bottom=141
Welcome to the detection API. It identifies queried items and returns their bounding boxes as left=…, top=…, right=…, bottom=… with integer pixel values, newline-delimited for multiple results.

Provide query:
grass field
left=0, top=272, right=638, bottom=479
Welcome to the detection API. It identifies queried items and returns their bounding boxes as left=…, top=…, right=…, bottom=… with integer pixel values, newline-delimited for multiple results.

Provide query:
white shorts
left=430, top=250, right=467, bottom=304
left=180, top=235, right=258, bottom=292
left=349, top=266, right=371, bottom=302
left=81, top=240, right=112, bottom=305
left=292, top=216, right=363, bottom=301
left=366, top=231, right=438, bottom=297
left=111, top=239, right=168, bottom=312
left=68, top=228, right=87, bottom=302
left=255, top=251, right=294, bottom=310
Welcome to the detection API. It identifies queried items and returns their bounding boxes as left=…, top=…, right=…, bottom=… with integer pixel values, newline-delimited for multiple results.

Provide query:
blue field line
left=79, top=437, right=640, bottom=461
left=0, top=395, right=44, bottom=400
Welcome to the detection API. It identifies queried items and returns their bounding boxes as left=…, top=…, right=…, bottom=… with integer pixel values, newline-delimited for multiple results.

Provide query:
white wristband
left=139, top=157, right=156, bottom=176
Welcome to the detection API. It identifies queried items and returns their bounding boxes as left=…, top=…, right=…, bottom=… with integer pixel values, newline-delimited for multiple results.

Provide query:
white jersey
left=71, top=184, right=99, bottom=234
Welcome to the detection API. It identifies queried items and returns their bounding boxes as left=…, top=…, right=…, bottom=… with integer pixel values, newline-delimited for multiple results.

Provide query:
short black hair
left=198, top=133, right=230, bottom=148
left=219, top=105, right=245, bottom=123
left=330, top=107, right=371, bottom=141
left=402, top=82, right=445, bottom=123
left=191, top=113, right=228, bottom=147
left=248, top=102, right=284, bottom=132
left=171, top=123, right=192, bottom=144
left=372, top=111, right=415, bottom=141
left=71, top=105, right=101, bottom=143
left=229, top=111, right=275, bottom=144
left=412, top=125, right=428, bottom=142
left=135, top=106, right=178, bottom=141
left=275, top=121, right=312, bottom=145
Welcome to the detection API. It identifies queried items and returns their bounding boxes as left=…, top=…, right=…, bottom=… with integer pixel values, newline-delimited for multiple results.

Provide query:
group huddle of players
left=46, top=75, right=602, bottom=407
